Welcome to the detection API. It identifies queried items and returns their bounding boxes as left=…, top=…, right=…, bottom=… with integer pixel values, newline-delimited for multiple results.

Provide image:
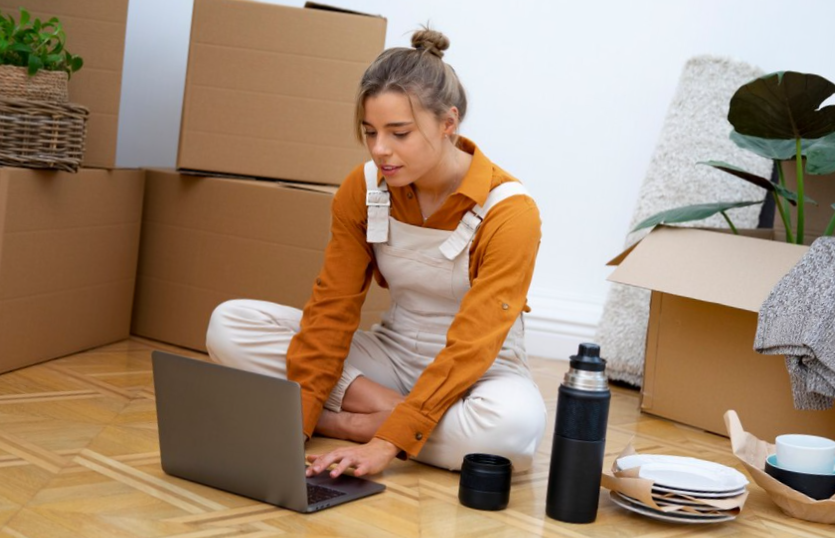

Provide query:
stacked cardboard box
left=132, top=171, right=389, bottom=352
left=0, top=169, right=144, bottom=374
left=178, top=0, right=386, bottom=185
left=608, top=226, right=835, bottom=441
left=131, top=1, right=389, bottom=351
left=0, top=1, right=144, bottom=374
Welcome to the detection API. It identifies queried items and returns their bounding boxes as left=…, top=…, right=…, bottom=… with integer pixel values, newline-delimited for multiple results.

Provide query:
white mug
left=775, top=434, right=835, bottom=475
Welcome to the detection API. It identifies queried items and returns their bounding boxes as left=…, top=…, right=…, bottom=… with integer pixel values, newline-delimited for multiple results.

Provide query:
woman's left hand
left=306, top=438, right=399, bottom=478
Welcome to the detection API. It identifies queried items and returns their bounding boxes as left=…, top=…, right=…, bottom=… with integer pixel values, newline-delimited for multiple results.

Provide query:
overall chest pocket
left=375, top=244, right=460, bottom=309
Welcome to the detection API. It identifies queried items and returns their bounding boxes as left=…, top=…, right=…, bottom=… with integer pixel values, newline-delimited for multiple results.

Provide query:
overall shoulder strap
left=438, top=181, right=531, bottom=260
left=478, top=181, right=530, bottom=217
left=364, top=160, right=390, bottom=243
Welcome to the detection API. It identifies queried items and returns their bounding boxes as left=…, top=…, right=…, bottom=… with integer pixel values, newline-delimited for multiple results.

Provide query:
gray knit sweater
left=754, top=237, right=835, bottom=410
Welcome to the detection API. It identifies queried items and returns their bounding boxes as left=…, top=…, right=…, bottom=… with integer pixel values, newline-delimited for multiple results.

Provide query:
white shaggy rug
left=596, top=55, right=773, bottom=386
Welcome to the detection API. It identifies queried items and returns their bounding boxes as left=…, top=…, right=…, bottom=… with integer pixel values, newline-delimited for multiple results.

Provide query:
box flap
left=608, top=226, right=809, bottom=312
left=148, top=168, right=338, bottom=195
left=304, top=2, right=383, bottom=18
left=606, top=227, right=776, bottom=267
left=606, top=242, right=639, bottom=267
left=279, top=182, right=338, bottom=195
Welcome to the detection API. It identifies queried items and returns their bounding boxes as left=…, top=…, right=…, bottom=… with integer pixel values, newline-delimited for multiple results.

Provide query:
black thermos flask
left=545, top=343, right=611, bottom=523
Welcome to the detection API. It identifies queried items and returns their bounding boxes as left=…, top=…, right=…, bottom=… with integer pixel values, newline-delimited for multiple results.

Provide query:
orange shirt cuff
left=373, top=403, right=439, bottom=458
left=300, top=391, right=325, bottom=441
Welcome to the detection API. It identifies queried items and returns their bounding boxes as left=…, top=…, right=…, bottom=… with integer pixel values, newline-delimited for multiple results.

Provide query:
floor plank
left=0, top=338, right=831, bottom=537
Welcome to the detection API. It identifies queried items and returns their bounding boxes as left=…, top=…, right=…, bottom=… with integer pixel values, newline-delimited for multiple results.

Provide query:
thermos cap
left=565, top=343, right=609, bottom=391
left=570, top=343, right=606, bottom=372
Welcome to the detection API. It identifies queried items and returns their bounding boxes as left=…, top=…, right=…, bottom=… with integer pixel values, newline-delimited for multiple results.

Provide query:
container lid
left=570, top=343, right=606, bottom=372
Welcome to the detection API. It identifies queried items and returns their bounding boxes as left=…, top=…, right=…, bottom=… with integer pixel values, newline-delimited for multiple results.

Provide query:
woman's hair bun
left=411, top=28, right=449, bottom=59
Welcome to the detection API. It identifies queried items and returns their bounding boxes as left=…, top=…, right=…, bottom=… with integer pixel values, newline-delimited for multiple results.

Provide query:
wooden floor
left=0, top=338, right=831, bottom=537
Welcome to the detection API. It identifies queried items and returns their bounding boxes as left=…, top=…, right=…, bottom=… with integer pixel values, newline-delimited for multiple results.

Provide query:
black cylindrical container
left=458, top=453, right=512, bottom=511
left=545, top=343, right=611, bottom=524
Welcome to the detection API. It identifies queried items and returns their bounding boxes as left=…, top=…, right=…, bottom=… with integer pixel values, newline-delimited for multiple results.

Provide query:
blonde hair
left=354, top=27, right=468, bottom=142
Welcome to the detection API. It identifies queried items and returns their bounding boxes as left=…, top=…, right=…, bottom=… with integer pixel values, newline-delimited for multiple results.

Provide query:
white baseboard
left=524, top=289, right=604, bottom=361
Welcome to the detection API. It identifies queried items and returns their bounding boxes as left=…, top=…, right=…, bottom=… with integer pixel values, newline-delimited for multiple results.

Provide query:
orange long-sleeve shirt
left=286, top=137, right=541, bottom=457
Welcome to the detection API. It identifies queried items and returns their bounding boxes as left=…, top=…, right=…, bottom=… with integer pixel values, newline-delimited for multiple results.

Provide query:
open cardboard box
left=608, top=226, right=835, bottom=441
left=177, top=0, right=387, bottom=185
left=0, top=0, right=131, bottom=168
left=0, top=168, right=144, bottom=374
left=132, top=170, right=390, bottom=353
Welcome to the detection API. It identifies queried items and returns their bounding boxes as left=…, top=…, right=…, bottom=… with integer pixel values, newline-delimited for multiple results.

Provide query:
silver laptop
left=151, top=351, right=386, bottom=513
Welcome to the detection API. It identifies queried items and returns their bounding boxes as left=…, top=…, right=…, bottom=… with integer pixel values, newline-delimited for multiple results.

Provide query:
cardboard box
left=177, top=0, right=387, bottom=185
left=0, top=1, right=131, bottom=168
left=132, top=170, right=390, bottom=352
left=774, top=161, right=835, bottom=245
left=0, top=167, right=144, bottom=374
left=608, top=226, right=835, bottom=440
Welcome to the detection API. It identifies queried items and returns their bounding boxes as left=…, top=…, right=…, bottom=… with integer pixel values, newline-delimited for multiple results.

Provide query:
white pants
left=206, top=299, right=547, bottom=471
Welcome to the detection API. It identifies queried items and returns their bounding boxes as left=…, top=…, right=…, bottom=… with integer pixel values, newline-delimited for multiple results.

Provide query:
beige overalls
left=207, top=161, right=547, bottom=471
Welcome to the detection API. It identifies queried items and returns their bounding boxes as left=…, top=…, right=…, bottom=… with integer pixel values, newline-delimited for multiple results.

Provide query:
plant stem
left=772, top=191, right=795, bottom=243
left=775, top=159, right=793, bottom=233
left=777, top=159, right=786, bottom=188
left=720, top=211, right=739, bottom=234
left=825, top=208, right=835, bottom=237
left=795, top=138, right=805, bottom=245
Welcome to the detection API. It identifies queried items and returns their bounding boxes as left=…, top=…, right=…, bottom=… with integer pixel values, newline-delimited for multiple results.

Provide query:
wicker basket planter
left=0, top=97, right=89, bottom=172
left=0, top=65, right=69, bottom=103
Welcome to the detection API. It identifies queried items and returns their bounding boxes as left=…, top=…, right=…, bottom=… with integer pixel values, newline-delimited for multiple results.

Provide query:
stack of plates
left=611, top=454, right=749, bottom=524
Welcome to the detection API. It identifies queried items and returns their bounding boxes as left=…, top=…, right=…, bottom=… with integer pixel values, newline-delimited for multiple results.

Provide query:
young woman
left=206, top=28, right=546, bottom=479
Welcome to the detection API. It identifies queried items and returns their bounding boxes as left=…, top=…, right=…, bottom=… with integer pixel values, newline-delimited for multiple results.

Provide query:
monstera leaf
left=686, top=72, right=835, bottom=244
left=730, top=131, right=835, bottom=176
left=700, top=161, right=817, bottom=206
left=729, top=72, right=835, bottom=140
left=700, top=160, right=773, bottom=189
left=632, top=200, right=763, bottom=233
left=729, top=131, right=814, bottom=160
left=806, top=133, right=835, bottom=175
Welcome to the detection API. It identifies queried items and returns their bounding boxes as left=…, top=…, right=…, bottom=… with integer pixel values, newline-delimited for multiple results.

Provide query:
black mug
left=458, top=453, right=512, bottom=511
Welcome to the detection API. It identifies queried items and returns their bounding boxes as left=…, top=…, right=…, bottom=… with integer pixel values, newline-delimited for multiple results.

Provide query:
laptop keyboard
left=307, top=483, right=347, bottom=504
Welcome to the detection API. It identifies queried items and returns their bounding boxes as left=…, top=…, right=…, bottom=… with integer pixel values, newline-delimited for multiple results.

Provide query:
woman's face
left=361, top=91, right=453, bottom=188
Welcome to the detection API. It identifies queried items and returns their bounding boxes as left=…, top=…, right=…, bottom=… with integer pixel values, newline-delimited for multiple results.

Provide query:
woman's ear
left=442, top=107, right=459, bottom=137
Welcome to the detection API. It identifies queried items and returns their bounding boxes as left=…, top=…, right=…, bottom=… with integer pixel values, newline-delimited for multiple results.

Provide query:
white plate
left=609, top=491, right=737, bottom=524
left=616, top=454, right=748, bottom=492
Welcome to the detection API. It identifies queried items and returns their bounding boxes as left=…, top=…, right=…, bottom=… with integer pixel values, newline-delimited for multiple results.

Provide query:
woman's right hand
left=306, top=437, right=399, bottom=478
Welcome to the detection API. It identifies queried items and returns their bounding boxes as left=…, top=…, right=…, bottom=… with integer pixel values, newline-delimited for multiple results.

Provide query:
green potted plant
left=0, top=7, right=83, bottom=102
left=633, top=71, right=835, bottom=244
left=0, top=7, right=88, bottom=171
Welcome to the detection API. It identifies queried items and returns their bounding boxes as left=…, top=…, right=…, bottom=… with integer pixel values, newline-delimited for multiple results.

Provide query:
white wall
left=117, top=0, right=835, bottom=360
